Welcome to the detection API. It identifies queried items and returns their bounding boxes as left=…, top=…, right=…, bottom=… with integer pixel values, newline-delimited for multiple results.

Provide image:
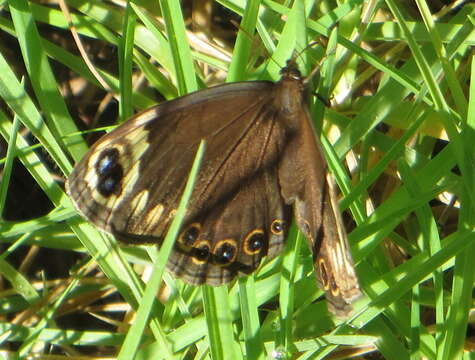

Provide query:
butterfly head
left=280, top=59, right=302, bottom=81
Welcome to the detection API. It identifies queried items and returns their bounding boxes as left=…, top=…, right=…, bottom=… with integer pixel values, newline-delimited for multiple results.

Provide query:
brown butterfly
left=66, top=59, right=361, bottom=317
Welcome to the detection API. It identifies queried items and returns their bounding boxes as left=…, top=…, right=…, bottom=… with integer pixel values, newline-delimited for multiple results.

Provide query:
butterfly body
left=66, top=61, right=361, bottom=316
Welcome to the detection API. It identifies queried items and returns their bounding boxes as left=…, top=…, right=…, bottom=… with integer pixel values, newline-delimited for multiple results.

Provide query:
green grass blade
left=117, top=141, right=205, bottom=360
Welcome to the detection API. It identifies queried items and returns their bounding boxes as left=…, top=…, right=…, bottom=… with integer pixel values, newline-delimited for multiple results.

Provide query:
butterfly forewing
left=67, top=81, right=275, bottom=235
left=66, top=60, right=361, bottom=316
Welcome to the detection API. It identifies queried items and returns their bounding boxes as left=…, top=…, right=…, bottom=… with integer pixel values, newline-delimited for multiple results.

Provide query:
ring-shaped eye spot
left=99, top=175, right=122, bottom=197
left=96, top=148, right=120, bottom=175
left=96, top=148, right=123, bottom=197
left=318, top=258, right=329, bottom=290
left=270, top=219, right=285, bottom=235
left=214, top=239, right=238, bottom=266
left=191, top=240, right=210, bottom=265
left=244, top=229, right=266, bottom=255
left=330, top=276, right=340, bottom=297
left=180, top=223, right=201, bottom=245
left=303, top=221, right=311, bottom=237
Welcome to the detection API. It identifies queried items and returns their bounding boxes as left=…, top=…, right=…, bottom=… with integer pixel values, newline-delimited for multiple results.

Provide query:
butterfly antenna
left=229, top=19, right=268, bottom=67
left=299, top=38, right=335, bottom=107
left=288, top=38, right=330, bottom=85
left=302, top=52, right=328, bottom=85
left=294, top=39, right=323, bottom=62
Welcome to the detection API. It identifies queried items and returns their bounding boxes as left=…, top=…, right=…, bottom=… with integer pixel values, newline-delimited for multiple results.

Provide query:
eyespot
left=214, top=239, right=238, bottom=266
left=318, top=258, right=329, bottom=290
left=192, top=240, right=210, bottom=265
left=303, top=221, right=311, bottom=236
left=270, top=219, right=285, bottom=235
left=95, top=148, right=123, bottom=197
left=244, top=229, right=266, bottom=255
left=96, top=148, right=118, bottom=174
left=179, top=223, right=201, bottom=245
left=330, top=276, right=340, bottom=297
left=319, top=258, right=340, bottom=296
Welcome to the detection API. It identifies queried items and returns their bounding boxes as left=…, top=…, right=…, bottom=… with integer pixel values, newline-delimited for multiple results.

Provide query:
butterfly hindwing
left=278, top=106, right=360, bottom=317
left=168, top=168, right=292, bottom=285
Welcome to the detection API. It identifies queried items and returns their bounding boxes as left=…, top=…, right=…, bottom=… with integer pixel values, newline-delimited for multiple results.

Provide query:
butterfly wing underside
left=278, top=106, right=361, bottom=317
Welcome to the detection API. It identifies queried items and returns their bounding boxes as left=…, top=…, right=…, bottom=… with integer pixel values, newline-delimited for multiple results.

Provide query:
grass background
left=0, top=0, right=474, bottom=359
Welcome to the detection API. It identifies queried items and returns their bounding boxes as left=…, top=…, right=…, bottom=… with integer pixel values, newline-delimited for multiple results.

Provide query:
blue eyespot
left=194, top=244, right=210, bottom=261
left=215, top=242, right=236, bottom=265
left=95, top=148, right=123, bottom=197
left=97, top=155, right=115, bottom=174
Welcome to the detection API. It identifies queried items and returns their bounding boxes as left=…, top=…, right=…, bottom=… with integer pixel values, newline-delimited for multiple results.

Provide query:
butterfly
left=66, top=59, right=361, bottom=317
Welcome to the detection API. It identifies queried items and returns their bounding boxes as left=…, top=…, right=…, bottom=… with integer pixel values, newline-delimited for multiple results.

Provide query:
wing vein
left=196, top=103, right=273, bottom=202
